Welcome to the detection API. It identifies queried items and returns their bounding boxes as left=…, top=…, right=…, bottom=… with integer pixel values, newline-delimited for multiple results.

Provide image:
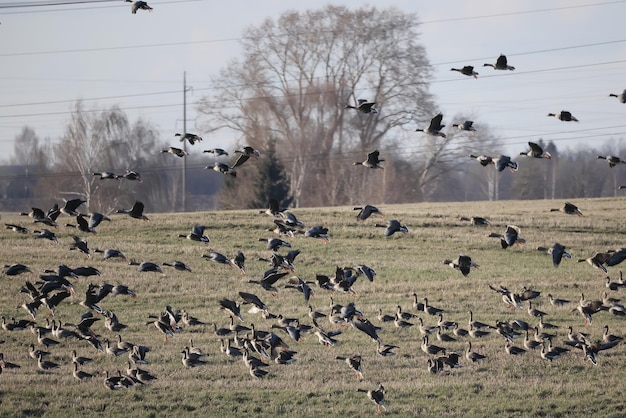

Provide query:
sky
left=1, top=0, right=625, bottom=163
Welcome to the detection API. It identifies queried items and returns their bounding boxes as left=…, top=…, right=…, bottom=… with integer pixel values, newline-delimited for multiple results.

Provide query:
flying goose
left=126, top=0, right=152, bottom=14
left=547, top=110, right=578, bottom=122
left=116, top=201, right=149, bottom=221
left=354, top=204, right=383, bottom=221
left=609, top=89, right=626, bottom=103
left=520, top=142, right=551, bottom=159
left=483, top=54, right=515, bottom=70
left=442, top=255, right=479, bottom=276
left=353, top=150, right=384, bottom=170
left=597, top=155, right=626, bottom=168
left=174, top=132, right=202, bottom=145
left=450, top=65, right=478, bottom=78
left=550, top=202, right=582, bottom=216
left=375, top=220, right=409, bottom=236
left=488, top=225, right=525, bottom=249
left=92, top=171, right=119, bottom=180
left=60, top=198, right=86, bottom=217
left=207, top=162, right=237, bottom=177
left=452, top=120, right=476, bottom=132
left=536, top=243, right=571, bottom=267
left=160, top=146, right=188, bottom=157
left=122, top=170, right=142, bottom=182
left=345, top=99, right=378, bottom=114
left=459, top=216, right=491, bottom=226
left=417, top=113, right=446, bottom=137
left=203, top=148, right=229, bottom=156
left=179, top=225, right=209, bottom=243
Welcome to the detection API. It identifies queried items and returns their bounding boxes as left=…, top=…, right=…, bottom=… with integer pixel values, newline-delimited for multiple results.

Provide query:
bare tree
left=198, top=5, right=435, bottom=207
left=51, top=102, right=167, bottom=213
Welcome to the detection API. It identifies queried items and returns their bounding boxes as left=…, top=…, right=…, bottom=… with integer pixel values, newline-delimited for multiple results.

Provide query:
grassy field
left=1, top=197, right=625, bottom=417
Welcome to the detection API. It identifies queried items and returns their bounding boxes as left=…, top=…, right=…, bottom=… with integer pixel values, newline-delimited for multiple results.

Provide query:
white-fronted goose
left=547, top=110, right=578, bottom=122
left=452, top=120, right=476, bottom=132
left=174, top=132, right=202, bottom=145
left=450, top=65, right=478, bottom=78
left=375, top=219, right=408, bottom=236
left=417, top=113, right=446, bottom=137
left=357, top=383, right=386, bottom=414
left=116, top=201, right=149, bottom=221
left=483, top=54, right=515, bottom=70
left=345, top=99, right=378, bottom=114
left=521, top=142, right=551, bottom=159
left=597, top=155, right=626, bottom=168
left=609, top=89, right=626, bottom=103
left=126, top=0, right=152, bottom=13
left=354, top=204, right=382, bottom=221
left=537, top=243, right=571, bottom=267
left=353, top=150, right=384, bottom=170
left=161, top=146, right=188, bottom=157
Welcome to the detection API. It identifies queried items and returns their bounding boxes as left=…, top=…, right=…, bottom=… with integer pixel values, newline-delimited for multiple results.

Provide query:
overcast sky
left=1, top=0, right=625, bottom=162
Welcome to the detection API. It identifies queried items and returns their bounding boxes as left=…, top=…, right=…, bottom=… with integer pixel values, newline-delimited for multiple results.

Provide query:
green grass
left=1, top=197, right=626, bottom=417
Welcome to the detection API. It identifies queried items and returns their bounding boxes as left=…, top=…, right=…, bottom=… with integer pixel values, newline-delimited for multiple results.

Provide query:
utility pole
left=181, top=71, right=193, bottom=212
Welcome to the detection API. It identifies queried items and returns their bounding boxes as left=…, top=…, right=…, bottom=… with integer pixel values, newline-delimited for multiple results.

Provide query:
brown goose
left=126, top=0, right=152, bottom=14
left=520, top=142, right=551, bottom=159
left=345, top=99, right=378, bottom=114
left=450, top=65, right=478, bottom=78
left=417, top=113, right=446, bottom=137
left=483, top=54, right=515, bottom=71
left=597, top=155, right=626, bottom=168
left=353, top=150, right=384, bottom=170
left=547, top=110, right=578, bottom=122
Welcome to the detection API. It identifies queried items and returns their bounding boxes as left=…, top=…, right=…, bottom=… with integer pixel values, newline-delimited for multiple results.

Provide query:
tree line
left=1, top=6, right=625, bottom=213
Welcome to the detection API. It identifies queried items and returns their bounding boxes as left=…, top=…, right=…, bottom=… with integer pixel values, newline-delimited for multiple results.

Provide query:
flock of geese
left=2, top=191, right=626, bottom=414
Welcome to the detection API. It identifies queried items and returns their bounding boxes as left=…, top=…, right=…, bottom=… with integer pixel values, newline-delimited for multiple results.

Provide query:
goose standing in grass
left=483, top=54, right=515, bottom=70
left=520, top=142, right=551, bottom=159
left=135, top=261, right=163, bottom=274
left=126, top=0, right=152, bottom=13
left=116, top=201, right=149, bottom=221
left=597, top=155, right=626, bottom=168
left=37, top=352, right=59, bottom=371
left=465, top=341, right=486, bottom=363
left=375, top=220, right=408, bottom=236
left=417, top=113, right=446, bottom=137
left=354, top=204, right=383, bottom=221
left=72, top=361, right=93, bottom=381
left=357, top=383, right=386, bottom=414
left=160, top=146, right=188, bottom=157
left=547, top=110, right=578, bottom=122
left=353, top=150, right=384, bottom=170
left=345, top=99, right=378, bottom=114
left=175, top=132, right=202, bottom=145
left=442, top=255, right=479, bottom=276
left=550, top=201, right=582, bottom=216
left=547, top=294, right=570, bottom=307
left=450, top=65, right=478, bottom=78
left=609, top=89, right=626, bottom=103
left=452, top=120, right=476, bottom=133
